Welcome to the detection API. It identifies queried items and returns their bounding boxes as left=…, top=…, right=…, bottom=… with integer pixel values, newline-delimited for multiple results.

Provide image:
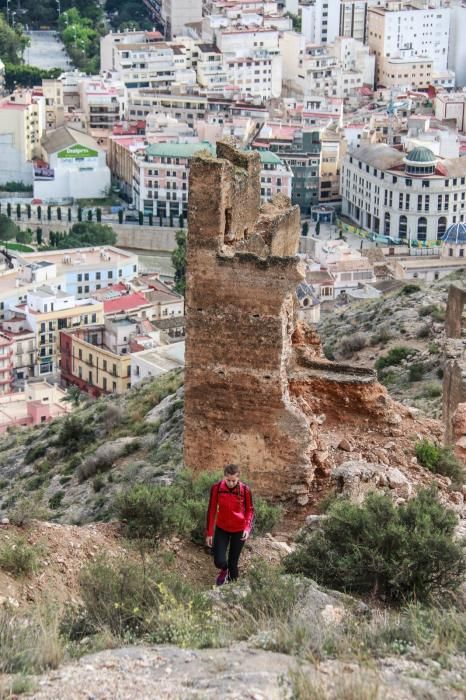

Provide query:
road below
left=24, top=30, right=71, bottom=71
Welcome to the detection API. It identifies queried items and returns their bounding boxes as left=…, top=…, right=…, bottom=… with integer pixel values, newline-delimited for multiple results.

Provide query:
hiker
left=205, top=463, right=254, bottom=586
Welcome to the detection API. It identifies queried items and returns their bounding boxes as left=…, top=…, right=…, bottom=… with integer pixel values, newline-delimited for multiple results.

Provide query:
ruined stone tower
left=184, top=141, right=313, bottom=495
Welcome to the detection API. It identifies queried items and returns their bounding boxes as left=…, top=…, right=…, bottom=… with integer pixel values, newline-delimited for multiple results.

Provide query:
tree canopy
left=0, top=14, right=28, bottom=63
left=0, top=214, right=19, bottom=241
left=48, top=222, right=117, bottom=249
left=171, top=229, right=186, bottom=296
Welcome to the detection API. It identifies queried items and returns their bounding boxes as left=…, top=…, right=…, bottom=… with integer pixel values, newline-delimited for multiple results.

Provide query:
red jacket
left=205, top=480, right=254, bottom=537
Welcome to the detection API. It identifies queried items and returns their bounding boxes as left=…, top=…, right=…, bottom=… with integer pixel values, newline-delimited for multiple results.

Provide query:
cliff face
left=184, top=141, right=450, bottom=506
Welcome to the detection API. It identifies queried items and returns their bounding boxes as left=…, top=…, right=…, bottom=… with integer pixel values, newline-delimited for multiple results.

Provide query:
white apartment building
left=0, top=91, right=45, bottom=186
left=162, top=0, right=202, bottom=38
left=108, top=41, right=196, bottom=89
left=194, top=43, right=228, bottom=91
left=100, top=30, right=164, bottom=72
left=448, top=1, right=466, bottom=88
left=435, top=91, right=466, bottom=133
left=226, top=50, right=282, bottom=99
left=368, top=3, right=451, bottom=86
left=301, top=0, right=339, bottom=45
left=339, top=0, right=385, bottom=43
left=341, top=143, right=466, bottom=243
left=79, top=78, right=126, bottom=132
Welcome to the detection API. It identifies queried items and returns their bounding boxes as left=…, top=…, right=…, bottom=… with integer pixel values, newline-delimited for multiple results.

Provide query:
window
left=77, top=286, right=82, bottom=294
left=77, top=274, right=82, bottom=282
left=103, top=360, right=107, bottom=371
left=417, top=217, right=427, bottom=242
left=384, top=212, right=390, bottom=236
left=84, top=273, right=89, bottom=281
left=399, top=215, right=407, bottom=239
left=96, top=272, right=101, bottom=280
left=112, top=364, right=117, bottom=377
left=437, top=216, right=447, bottom=239
left=91, top=313, right=96, bottom=323
left=108, top=271, right=113, bottom=279
left=103, top=377, right=107, bottom=391
left=78, top=349, right=82, bottom=360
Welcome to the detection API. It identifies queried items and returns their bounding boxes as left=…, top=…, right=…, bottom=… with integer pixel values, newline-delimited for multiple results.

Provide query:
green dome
left=405, top=146, right=436, bottom=164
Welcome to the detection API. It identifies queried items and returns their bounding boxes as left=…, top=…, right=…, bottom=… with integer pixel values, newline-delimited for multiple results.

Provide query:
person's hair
left=224, top=463, right=240, bottom=476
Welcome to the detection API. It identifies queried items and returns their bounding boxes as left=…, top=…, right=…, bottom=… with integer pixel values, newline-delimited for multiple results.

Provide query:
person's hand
left=206, top=536, right=213, bottom=547
left=241, top=531, right=249, bottom=541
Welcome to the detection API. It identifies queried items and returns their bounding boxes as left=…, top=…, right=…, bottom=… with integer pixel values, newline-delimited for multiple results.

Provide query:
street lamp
left=56, top=0, right=61, bottom=16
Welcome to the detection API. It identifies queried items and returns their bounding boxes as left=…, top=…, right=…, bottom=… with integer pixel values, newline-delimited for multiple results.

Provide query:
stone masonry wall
left=443, top=284, right=466, bottom=458
left=184, top=142, right=313, bottom=495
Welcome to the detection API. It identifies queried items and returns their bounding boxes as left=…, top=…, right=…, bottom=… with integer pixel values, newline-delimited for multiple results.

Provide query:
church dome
left=441, top=222, right=466, bottom=244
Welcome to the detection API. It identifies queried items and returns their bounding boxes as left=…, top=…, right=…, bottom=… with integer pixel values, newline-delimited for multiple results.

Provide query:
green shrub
left=0, top=537, right=43, bottom=577
left=417, top=382, right=442, bottom=399
left=408, top=362, right=425, bottom=382
left=370, top=324, right=392, bottom=346
left=284, top=489, right=465, bottom=603
left=400, top=284, right=421, bottom=295
left=415, top=440, right=464, bottom=486
left=416, top=324, right=431, bottom=339
left=378, top=370, right=398, bottom=387
left=418, top=304, right=437, bottom=317
left=76, top=555, right=215, bottom=647
left=58, top=416, right=95, bottom=457
left=48, top=491, right=64, bottom=510
left=117, top=470, right=282, bottom=544
left=24, top=443, right=47, bottom=464
left=338, top=333, right=368, bottom=358
left=431, top=306, right=446, bottom=323
left=375, top=346, right=415, bottom=371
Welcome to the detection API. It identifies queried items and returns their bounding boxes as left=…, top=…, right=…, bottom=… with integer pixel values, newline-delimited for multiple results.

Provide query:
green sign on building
left=57, top=144, right=98, bottom=159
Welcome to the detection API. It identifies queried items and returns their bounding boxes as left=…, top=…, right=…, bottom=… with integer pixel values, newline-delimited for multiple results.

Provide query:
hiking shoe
left=216, top=569, right=229, bottom=586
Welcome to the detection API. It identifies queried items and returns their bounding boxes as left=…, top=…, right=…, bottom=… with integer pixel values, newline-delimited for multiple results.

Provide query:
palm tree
left=61, top=386, right=84, bottom=407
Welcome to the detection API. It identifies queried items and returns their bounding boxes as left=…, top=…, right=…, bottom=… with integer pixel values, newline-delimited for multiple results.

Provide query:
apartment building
left=109, top=41, right=196, bottom=89
left=341, top=143, right=466, bottom=243
left=195, top=44, right=228, bottom=91
left=79, top=78, right=126, bottom=132
left=0, top=334, right=13, bottom=394
left=0, top=90, right=45, bottom=185
left=301, top=0, right=339, bottom=45
left=60, top=320, right=133, bottom=397
left=0, top=247, right=138, bottom=322
left=319, top=129, right=346, bottom=202
left=254, top=126, right=321, bottom=213
left=435, top=91, right=466, bottom=133
left=368, top=3, right=450, bottom=86
left=132, top=141, right=292, bottom=218
left=7, top=287, right=104, bottom=378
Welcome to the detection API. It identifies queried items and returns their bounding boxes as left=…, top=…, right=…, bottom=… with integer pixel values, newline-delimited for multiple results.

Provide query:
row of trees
left=58, top=7, right=104, bottom=73
left=0, top=203, right=103, bottom=223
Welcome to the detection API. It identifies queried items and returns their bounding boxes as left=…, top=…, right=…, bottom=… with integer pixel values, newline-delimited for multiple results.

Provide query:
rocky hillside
left=318, top=271, right=466, bottom=419
left=0, top=370, right=184, bottom=525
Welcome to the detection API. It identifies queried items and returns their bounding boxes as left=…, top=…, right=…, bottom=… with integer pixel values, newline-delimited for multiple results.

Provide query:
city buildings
left=368, top=3, right=451, bottom=88
left=132, top=141, right=292, bottom=219
left=341, top=143, right=466, bottom=243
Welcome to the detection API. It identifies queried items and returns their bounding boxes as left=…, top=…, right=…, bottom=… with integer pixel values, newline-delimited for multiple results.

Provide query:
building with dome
left=440, top=223, right=466, bottom=259
left=341, top=143, right=466, bottom=243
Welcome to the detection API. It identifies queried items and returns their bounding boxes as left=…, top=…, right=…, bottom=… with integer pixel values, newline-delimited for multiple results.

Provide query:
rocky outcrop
left=30, top=643, right=466, bottom=699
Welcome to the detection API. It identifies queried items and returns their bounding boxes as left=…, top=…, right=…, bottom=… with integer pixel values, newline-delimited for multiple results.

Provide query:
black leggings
left=213, top=526, right=245, bottom=581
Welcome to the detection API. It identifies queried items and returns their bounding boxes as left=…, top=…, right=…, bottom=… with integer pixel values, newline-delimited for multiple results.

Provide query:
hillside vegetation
left=318, top=271, right=466, bottom=419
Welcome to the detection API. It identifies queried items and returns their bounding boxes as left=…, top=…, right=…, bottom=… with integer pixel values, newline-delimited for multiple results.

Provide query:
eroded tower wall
left=184, top=142, right=312, bottom=494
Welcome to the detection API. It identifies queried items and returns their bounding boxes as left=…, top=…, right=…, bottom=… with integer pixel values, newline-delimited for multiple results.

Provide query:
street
left=24, top=30, right=71, bottom=71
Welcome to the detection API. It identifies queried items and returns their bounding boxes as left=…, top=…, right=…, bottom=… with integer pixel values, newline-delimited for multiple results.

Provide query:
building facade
left=341, top=143, right=466, bottom=243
